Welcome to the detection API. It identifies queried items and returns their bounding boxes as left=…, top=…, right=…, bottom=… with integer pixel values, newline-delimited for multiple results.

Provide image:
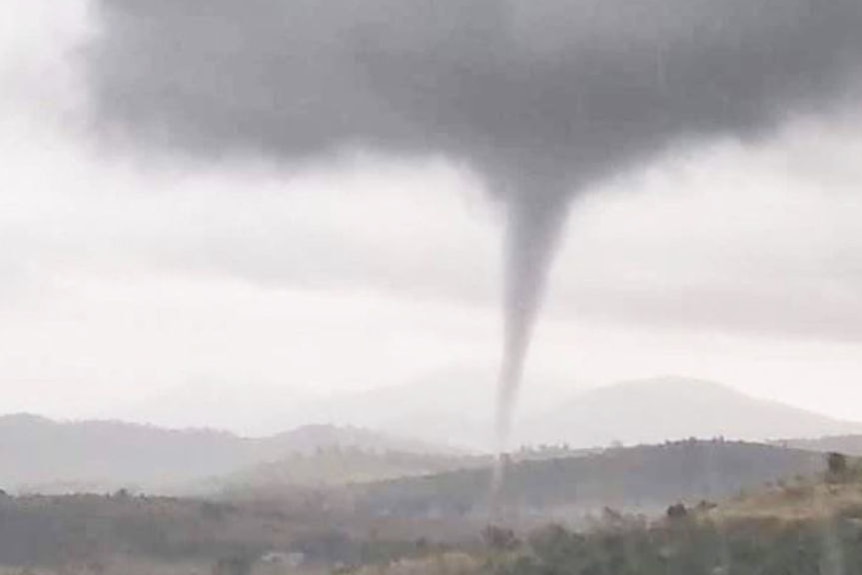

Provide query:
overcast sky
left=2, top=0, right=862, bottom=429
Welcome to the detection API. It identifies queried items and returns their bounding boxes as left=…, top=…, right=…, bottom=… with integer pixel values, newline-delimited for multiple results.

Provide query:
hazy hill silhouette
left=283, top=376, right=862, bottom=450
left=3, top=377, right=857, bottom=494
left=99, top=375, right=861, bottom=452
left=293, top=366, right=576, bottom=451
left=0, top=415, right=450, bottom=494
left=522, top=377, right=862, bottom=448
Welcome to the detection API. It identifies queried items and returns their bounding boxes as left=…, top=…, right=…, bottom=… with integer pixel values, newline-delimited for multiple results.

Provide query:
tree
left=482, top=525, right=519, bottom=551
left=212, top=555, right=254, bottom=575
left=827, top=452, right=848, bottom=480
left=666, top=503, right=688, bottom=520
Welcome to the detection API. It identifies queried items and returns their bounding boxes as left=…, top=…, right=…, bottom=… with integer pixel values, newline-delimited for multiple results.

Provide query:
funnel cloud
left=85, top=0, right=862, bottom=452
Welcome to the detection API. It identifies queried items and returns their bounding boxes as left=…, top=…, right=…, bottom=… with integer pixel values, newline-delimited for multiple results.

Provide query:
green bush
left=488, top=517, right=862, bottom=575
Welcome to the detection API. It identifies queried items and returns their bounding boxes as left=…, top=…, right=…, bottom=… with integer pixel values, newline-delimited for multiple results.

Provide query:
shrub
left=212, top=554, right=254, bottom=575
left=827, top=452, right=848, bottom=478
left=481, top=525, right=519, bottom=552
left=666, top=503, right=688, bottom=520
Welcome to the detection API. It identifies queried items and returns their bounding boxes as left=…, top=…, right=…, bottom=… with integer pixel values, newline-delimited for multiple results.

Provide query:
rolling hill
left=292, top=366, right=579, bottom=451
left=270, top=375, right=862, bottom=451
left=0, top=415, right=453, bottom=494
left=97, top=374, right=861, bottom=452
left=352, top=439, right=829, bottom=520
left=221, top=450, right=484, bottom=493
left=521, top=377, right=862, bottom=448
left=778, top=434, right=862, bottom=456
left=4, top=376, right=857, bottom=495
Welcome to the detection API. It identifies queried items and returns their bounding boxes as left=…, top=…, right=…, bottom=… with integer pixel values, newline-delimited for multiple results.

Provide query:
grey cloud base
left=88, top=0, right=862, bottom=187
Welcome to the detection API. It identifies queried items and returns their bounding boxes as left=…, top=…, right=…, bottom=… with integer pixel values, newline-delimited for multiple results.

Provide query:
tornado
left=84, top=0, right=862, bottom=474
left=496, top=180, right=568, bottom=446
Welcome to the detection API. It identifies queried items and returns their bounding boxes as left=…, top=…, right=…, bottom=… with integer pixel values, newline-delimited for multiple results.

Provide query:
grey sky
left=1, top=0, right=862, bottom=430
left=85, top=0, right=862, bottom=433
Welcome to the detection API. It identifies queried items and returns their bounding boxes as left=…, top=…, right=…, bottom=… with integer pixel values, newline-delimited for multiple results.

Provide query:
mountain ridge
left=0, top=415, right=453, bottom=494
left=522, top=376, right=862, bottom=448
left=5, top=375, right=860, bottom=494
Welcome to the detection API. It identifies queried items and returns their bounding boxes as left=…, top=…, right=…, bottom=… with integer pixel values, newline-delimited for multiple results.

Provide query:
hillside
left=89, top=375, right=862, bottom=452
left=0, top=490, right=474, bottom=572
left=0, top=443, right=855, bottom=575
left=522, top=377, right=862, bottom=448
left=0, top=414, right=250, bottom=493
left=221, top=446, right=616, bottom=496
left=258, top=424, right=456, bottom=457
left=288, top=366, right=580, bottom=450
left=0, top=415, right=454, bottom=494
left=352, top=440, right=828, bottom=520
left=477, top=474, right=862, bottom=575
left=778, top=434, right=862, bottom=456
left=221, top=450, right=484, bottom=493
left=276, top=376, right=862, bottom=451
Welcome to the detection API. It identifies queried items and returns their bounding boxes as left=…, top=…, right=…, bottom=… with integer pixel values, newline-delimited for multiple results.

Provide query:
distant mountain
left=258, top=424, right=460, bottom=457
left=222, top=450, right=486, bottom=493
left=294, top=366, right=581, bottom=450
left=0, top=414, right=250, bottom=493
left=7, top=375, right=853, bottom=495
left=352, top=439, right=829, bottom=520
left=0, top=415, right=454, bottom=494
left=107, top=367, right=579, bottom=444
left=278, top=374, right=860, bottom=452
left=522, top=377, right=862, bottom=448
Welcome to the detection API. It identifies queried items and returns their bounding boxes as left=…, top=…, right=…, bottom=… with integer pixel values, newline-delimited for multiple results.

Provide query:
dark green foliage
left=666, top=503, right=688, bottom=519
left=292, top=529, right=437, bottom=567
left=827, top=452, right=848, bottom=478
left=212, top=554, right=254, bottom=575
left=0, top=493, right=445, bottom=570
left=482, top=526, right=520, bottom=551
left=488, top=518, right=862, bottom=575
left=293, top=529, right=358, bottom=564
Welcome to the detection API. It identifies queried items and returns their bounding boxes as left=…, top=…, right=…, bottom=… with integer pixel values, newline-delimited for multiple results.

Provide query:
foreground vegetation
left=0, top=490, right=463, bottom=574
left=2, top=447, right=858, bottom=574
left=479, top=513, right=861, bottom=575
left=471, top=454, right=862, bottom=575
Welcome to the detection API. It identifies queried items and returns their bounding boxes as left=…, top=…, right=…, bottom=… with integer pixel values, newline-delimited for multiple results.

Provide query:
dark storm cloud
left=85, top=0, right=862, bottom=449
left=88, top=0, right=862, bottom=189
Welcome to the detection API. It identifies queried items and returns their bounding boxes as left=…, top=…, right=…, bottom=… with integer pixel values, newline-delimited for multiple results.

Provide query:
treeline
left=484, top=512, right=862, bottom=575
left=0, top=493, right=258, bottom=566
left=354, top=440, right=826, bottom=519
left=0, top=491, right=455, bottom=571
